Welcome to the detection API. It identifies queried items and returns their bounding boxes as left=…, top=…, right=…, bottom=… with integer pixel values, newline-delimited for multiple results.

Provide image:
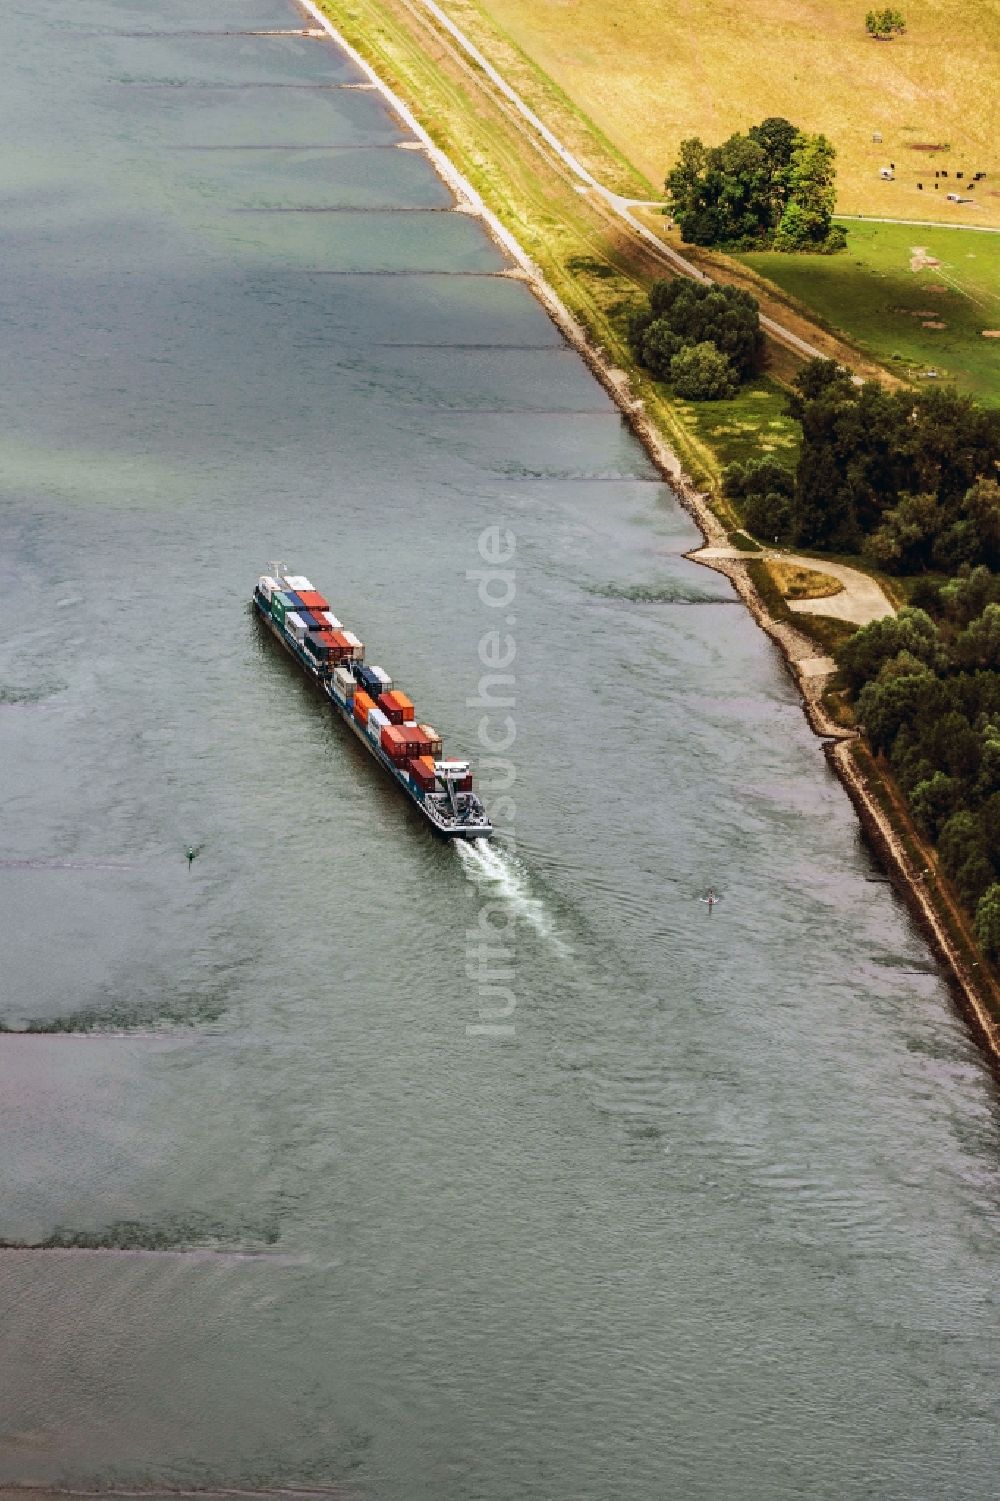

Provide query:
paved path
left=694, top=548, right=895, bottom=626
left=836, top=214, right=1000, bottom=234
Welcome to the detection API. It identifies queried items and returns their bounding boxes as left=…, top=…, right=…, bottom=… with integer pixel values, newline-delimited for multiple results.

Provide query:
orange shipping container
left=353, top=690, right=375, bottom=723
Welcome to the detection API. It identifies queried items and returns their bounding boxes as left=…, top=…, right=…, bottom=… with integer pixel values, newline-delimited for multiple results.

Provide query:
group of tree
left=725, top=358, right=1000, bottom=962
left=664, top=116, right=845, bottom=252
left=865, top=8, right=906, bottom=39
left=627, top=278, right=763, bottom=400
left=724, top=360, right=1000, bottom=560
left=836, top=601, right=1000, bottom=957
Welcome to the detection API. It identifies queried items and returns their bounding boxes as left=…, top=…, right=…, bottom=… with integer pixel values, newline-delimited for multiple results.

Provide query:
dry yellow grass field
left=766, top=561, right=845, bottom=599
left=450, top=0, right=1000, bottom=225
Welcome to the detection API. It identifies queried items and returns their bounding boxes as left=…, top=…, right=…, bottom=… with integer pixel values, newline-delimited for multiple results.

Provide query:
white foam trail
left=455, top=840, right=570, bottom=956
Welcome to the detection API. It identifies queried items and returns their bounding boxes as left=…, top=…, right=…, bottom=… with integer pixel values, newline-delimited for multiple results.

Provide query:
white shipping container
left=282, top=574, right=313, bottom=592
left=322, top=611, right=343, bottom=631
left=333, top=667, right=355, bottom=696
left=370, top=666, right=392, bottom=690
left=341, top=630, right=364, bottom=661
left=285, top=611, right=307, bottom=641
left=257, top=575, right=280, bottom=600
left=368, top=707, right=390, bottom=731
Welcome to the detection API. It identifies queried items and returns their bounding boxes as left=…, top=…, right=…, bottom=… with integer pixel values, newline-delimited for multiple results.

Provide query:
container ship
left=252, top=565, right=493, bottom=840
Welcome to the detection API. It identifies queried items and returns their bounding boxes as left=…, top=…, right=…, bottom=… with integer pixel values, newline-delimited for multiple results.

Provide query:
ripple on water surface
left=2, top=0, right=1000, bottom=1498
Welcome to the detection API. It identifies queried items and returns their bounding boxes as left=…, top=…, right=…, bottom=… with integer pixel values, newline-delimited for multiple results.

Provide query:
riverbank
left=304, top=0, right=1000, bottom=1061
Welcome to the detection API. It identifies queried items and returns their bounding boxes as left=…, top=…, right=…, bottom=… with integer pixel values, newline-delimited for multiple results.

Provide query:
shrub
left=975, top=884, right=1000, bottom=963
left=669, top=341, right=739, bottom=400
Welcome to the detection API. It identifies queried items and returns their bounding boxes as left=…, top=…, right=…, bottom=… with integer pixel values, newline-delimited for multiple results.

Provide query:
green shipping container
left=271, top=591, right=293, bottom=621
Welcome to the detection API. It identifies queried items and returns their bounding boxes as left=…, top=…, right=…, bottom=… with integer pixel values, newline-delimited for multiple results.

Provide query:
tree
left=724, top=456, right=795, bottom=539
left=963, top=478, right=1000, bottom=569
left=956, top=603, right=1000, bottom=671
left=649, top=280, right=762, bottom=377
left=939, top=811, right=993, bottom=906
left=909, top=771, right=962, bottom=835
left=640, top=318, right=683, bottom=378
left=866, top=8, right=906, bottom=39
left=787, top=374, right=1000, bottom=566
left=663, top=117, right=842, bottom=251
left=723, top=455, right=795, bottom=503
left=837, top=608, right=945, bottom=692
left=864, top=491, right=941, bottom=571
left=630, top=279, right=763, bottom=390
left=855, top=663, right=945, bottom=750
left=940, top=566, right=1000, bottom=626
left=669, top=341, right=738, bottom=400
left=774, top=133, right=839, bottom=249
left=975, top=884, right=1000, bottom=963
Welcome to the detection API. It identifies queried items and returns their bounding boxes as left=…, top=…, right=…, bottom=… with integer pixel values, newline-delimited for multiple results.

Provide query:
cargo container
left=253, top=566, right=491, bottom=839
left=296, top=590, right=330, bottom=614
left=407, top=756, right=439, bottom=792
left=387, top=690, right=415, bottom=720
left=377, top=692, right=405, bottom=725
left=304, top=632, right=333, bottom=663
left=417, top=724, right=443, bottom=755
left=381, top=725, right=413, bottom=761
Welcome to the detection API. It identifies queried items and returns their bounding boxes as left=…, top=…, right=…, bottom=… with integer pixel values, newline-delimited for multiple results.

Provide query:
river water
left=2, top=2, right=999, bottom=1497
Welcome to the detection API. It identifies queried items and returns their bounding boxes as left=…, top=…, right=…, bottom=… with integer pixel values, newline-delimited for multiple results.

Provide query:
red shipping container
left=402, top=727, right=432, bottom=756
left=407, top=757, right=437, bottom=792
left=377, top=692, right=405, bottom=725
left=457, top=774, right=473, bottom=792
left=296, top=591, right=330, bottom=613
left=387, top=690, right=415, bottom=720
left=323, top=630, right=353, bottom=664
left=380, top=725, right=410, bottom=761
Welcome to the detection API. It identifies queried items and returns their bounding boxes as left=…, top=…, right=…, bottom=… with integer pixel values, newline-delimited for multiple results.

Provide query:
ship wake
left=455, top=840, right=569, bottom=956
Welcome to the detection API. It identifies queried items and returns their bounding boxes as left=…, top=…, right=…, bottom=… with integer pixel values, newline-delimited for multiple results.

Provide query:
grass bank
left=308, top=0, right=1000, bottom=1055
left=311, top=0, right=802, bottom=495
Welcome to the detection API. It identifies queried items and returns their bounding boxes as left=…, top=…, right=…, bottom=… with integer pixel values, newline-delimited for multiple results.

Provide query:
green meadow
left=738, top=222, right=1000, bottom=405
